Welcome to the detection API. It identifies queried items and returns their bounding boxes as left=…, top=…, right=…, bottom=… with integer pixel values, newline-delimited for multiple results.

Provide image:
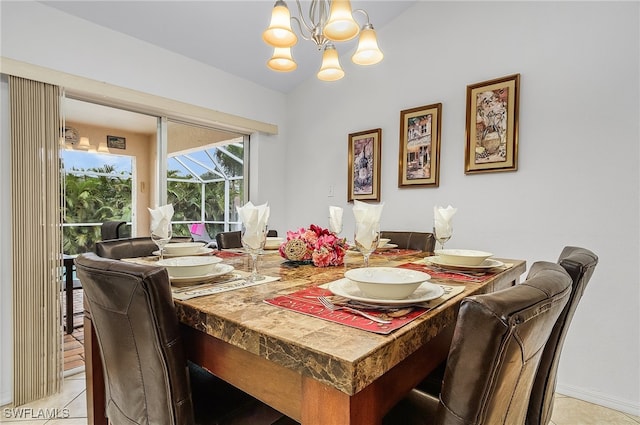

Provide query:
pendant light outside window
left=352, top=23, right=383, bottom=65
left=262, top=0, right=298, bottom=48
left=77, top=137, right=90, bottom=150
left=323, top=0, right=359, bottom=42
left=97, top=140, right=110, bottom=153
left=317, top=44, right=344, bottom=81
left=267, top=47, right=298, bottom=72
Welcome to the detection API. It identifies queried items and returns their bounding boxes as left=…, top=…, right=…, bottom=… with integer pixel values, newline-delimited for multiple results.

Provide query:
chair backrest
left=526, top=247, right=598, bottom=425
left=95, top=236, right=192, bottom=259
left=75, top=253, right=194, bottom=425
left=100, top=221, right=127, bottom=241
left=380, top=231, right=435, bottom=252
left=436, top=261, right=572, bottom=425
left=215, top=231, right=243, bottom=250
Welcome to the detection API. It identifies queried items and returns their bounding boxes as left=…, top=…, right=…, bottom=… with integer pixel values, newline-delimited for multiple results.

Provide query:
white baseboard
left=557, top=383, right=640, bottom=417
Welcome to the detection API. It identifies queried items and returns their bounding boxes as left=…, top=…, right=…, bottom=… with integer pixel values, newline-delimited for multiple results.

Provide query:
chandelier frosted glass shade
left=352, top=25, right=384, bottom=65
left=317, top=44, right=345, bottom=81
left=262, top=1, right=298, bottom=48
left=322, top=0, right=359, bottom=42
left=267, top=47, right=298, bottom=72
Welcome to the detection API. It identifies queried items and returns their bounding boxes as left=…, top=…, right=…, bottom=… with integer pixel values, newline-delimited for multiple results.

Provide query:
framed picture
left=398, top=103, right=442, bottom=187
left=347, top=128, right=381, bottom=202
left=465, top=74, right=520, bottom=174
left=107, top=135, right=126, bottom=150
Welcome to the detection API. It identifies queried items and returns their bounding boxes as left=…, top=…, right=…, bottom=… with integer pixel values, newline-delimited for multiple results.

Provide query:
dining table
left=84, top=247, right=526, bottom=425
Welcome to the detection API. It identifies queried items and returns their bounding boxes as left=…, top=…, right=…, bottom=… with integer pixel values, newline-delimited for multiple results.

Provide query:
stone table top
left=174, top=250, right=526, bottom=395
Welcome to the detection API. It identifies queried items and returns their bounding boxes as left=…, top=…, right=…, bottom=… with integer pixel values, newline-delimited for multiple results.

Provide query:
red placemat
left=264, top=286, right=427, bottom=335
left=397, top=262, right=494, bottom=283
left=214, top=250, right=245, bottom=259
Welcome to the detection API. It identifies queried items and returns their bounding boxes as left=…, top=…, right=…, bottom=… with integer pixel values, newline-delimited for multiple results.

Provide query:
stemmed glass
left=433, top=219, right=452, bottom=251
left=354, top=222, right=380, bottom=267
left=151, top=222, right=172, bottom=261
left=241, top=224, right=268, bottom=282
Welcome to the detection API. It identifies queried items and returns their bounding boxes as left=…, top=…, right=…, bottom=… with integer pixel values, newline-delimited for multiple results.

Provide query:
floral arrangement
left=279, top=224, right=349, bottom=267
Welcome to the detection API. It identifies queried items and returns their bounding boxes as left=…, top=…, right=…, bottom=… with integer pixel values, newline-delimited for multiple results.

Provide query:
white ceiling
left=43, top=1, right=416, bottom=94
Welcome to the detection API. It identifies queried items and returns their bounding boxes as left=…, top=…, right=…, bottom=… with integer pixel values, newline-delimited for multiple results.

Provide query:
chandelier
left=262, top=0, right=384, bottom=82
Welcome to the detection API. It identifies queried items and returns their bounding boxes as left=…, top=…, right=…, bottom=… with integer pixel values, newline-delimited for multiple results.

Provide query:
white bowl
left=434, top=249, right=493, bottom=266
left=163, top=242, right=206, bottom=256
left=157, top=256, right=222, bottom=277
left=378, top=238, right=391, bottom=248
left=264, top=237, right=284, bottom=250
left=344, top=267, right=431, bottom=300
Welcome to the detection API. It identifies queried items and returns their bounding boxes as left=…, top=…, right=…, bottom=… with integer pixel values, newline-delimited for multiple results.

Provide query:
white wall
left=284, top=1, right=639, bottom=414
left=1, top=0, right=638, bottom=416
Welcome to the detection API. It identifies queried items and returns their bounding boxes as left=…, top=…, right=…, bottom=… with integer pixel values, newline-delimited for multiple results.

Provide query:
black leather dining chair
left=75, top=252, right=289, bottom=425
left=526, top=246, right=598, bottom=425
left=100, top=220, right=128, bottom=240
left=215, top=231, right=243, bottom=250
left=380, top=231, right=435, bottom=252
left=382, top=261, right=572, bottom=425
left=95, top=236, right=192, bottom=259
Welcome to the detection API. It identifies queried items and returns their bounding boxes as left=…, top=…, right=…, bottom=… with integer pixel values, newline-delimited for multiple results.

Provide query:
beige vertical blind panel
left=9, top=76, right=62, bottom=405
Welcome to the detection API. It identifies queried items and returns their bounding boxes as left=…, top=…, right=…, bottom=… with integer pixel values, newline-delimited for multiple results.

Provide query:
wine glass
left=354, top=222, right=380, bottom=267
left=241, top=223, right=268, bottom=282
left=151, top=222, right=172, bottom=261
left=433, top=219, right=452, bottom=251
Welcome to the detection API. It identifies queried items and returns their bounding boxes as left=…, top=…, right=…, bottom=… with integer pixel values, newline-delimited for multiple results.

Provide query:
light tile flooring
left=1, top=373, right=638, bottom=424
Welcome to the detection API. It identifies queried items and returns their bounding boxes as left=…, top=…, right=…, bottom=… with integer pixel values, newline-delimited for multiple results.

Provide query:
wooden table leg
left=84, top=311, right=107, bottom=425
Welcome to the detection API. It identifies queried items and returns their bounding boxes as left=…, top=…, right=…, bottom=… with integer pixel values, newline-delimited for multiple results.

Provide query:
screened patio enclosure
left=167, top=132, right=247, bottom=242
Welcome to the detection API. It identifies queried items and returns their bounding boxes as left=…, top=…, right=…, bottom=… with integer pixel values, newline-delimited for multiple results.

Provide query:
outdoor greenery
left=63, top=165, right=132, bottom=254
left=63, top=143, right=244, bottom=255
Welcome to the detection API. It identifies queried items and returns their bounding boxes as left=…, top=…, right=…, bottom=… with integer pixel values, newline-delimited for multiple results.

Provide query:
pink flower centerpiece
left=279, top=224, right=349, bottom=267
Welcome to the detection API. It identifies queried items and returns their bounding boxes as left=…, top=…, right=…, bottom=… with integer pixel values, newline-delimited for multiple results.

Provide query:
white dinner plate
left=153, top=247, right=214, bottom=257
left=169, top=263, right=235, bottom=285
left=426, top=256, right=505, bottom=271
left=328, top=278, right=445, bottom=306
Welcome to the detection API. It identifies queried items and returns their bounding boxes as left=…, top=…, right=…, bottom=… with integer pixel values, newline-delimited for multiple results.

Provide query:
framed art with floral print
left=398, top=103, right=442, bottom=187
left=348, top=128, right=381, bottom=202
left=465, top=74, right=520, bottom=174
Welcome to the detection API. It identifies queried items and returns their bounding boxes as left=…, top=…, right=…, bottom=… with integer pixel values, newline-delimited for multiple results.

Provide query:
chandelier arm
left=293, top=0, right=315, bottom=33
left=290, top=17, right=312, bottom=42
left=352, top=8, right=371, bottom=26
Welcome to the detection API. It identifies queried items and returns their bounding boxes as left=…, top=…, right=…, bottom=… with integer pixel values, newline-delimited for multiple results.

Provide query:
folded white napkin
left=353, top=200, right=384, bottom=248
left=434, top=205, right=456, bottom=237
left=148, top=204, right=174, bottom=238
left=329, top=206, right=343, bottom=234
left=236, top=201, right=270, bottom=250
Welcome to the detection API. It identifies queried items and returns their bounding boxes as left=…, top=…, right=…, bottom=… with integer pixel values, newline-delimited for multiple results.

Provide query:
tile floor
left=2, top=373, right=638, bottom=424
left=2, top=289, right=638, bottom=424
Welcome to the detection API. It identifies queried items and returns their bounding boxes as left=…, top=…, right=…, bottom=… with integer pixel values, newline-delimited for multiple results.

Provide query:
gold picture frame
left=398, top=103, right=442, bottom=187
left=348, top=128, right=382, bottom=202
left=465, top=74, right=520, bottom=174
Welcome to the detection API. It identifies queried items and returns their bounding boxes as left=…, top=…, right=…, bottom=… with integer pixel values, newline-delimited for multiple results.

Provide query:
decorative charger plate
left=328, top=278, right=444, bottom=306
left=153, top=247, right=214, bottom=257
left=427, top=256, right=505, bottom=271
left=169, top=263, right=235, bottom=286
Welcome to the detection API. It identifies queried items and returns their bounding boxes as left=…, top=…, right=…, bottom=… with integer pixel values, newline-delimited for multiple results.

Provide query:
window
left=62, top=150, right=134, bottom=254
left=166, top=120, right=247, bottom=241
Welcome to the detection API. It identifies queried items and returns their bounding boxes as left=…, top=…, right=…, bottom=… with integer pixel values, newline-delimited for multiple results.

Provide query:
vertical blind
left=9, top=76, right=62, bottom=405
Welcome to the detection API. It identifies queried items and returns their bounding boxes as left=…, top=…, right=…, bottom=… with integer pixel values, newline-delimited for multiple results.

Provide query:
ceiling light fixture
left=262, top=0, right=384, bottom=81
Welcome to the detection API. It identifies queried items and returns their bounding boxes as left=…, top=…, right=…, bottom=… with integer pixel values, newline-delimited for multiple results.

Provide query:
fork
left=317, top=296, right=392, bottom=324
